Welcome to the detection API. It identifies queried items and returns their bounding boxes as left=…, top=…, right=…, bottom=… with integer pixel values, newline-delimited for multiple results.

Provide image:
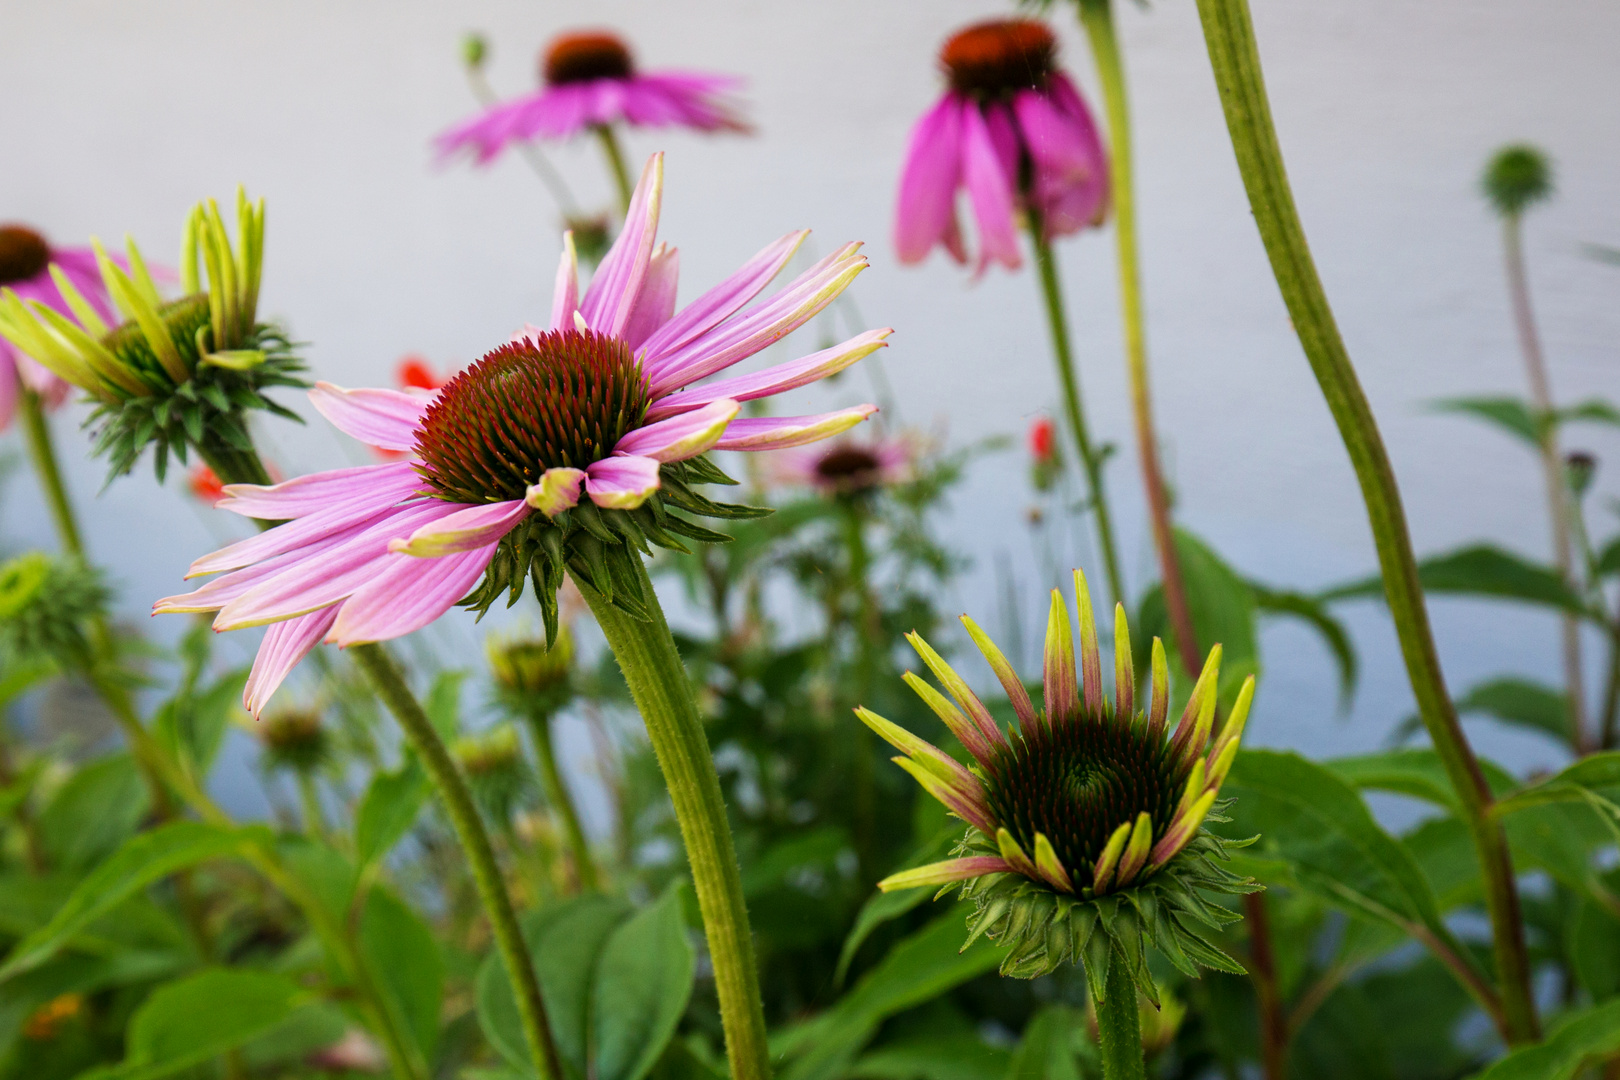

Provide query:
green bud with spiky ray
left=0, top=552, right=111, bottom=670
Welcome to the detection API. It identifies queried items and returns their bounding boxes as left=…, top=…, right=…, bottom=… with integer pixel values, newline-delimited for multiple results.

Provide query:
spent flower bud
left=462, top=32, right=489, bottom=71
left=1483, top=144, right=1554, bottom=219
left=1566, top=450, right=1596, bottom=498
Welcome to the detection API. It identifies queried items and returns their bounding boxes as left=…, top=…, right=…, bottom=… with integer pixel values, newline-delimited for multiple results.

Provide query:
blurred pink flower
left=0, top=225, right=114, bottom=430
left=157, top=154, right=887, bottom=714
left=894, top=19, right=1108, bottom=273
left=438, top=30, right=749, bottom=165
left=773, top=432, right=919, bottom=497
left=307, top=1029, right=386, bottom=1073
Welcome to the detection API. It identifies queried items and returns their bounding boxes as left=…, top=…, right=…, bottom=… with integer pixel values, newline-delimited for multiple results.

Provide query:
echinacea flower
left=0, top=191, right=306, bottom=481
left=895, top=19, right=1108, bottom=273
left=859, top=569, right=1258, bottom=990
left=0, top=225, right=115, bottom=431
left=437, top=30, right=748, bottom=166
left=156, top=154, right=888, bottom=715
left=772, top=431, right=919, bottom=497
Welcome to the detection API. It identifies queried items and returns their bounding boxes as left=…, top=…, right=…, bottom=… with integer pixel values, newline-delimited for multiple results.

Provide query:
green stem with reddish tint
left=18, top=389, right=84, bottom=558
left=1192, top=0, right=1539, bottom=1044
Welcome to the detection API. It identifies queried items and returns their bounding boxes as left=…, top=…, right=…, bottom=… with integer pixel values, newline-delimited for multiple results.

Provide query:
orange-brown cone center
left=542, top=31, right=635, bottom=86
left=0, top=225, right=50, bottom=287
left=939, top=19, right=1057, bottom=99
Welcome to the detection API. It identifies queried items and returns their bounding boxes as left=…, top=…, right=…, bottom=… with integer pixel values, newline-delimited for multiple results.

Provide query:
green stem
left=296, top=770, right=326, bottom=841
left=18, top=389, right=84, bottom=558
left=1076, top=0, right=1202, bottom=675
left=839, top=499, right=880, bottom=884
left=593, top=124, right=635, bottom=215
left=1029, top=220, right=1127, bottom=611
left=1243, top=893, right=1288, bottom=1080
left=1193, top=0, right=1539, bottom=1044
left=350, top=643, right=564, bottom=1080
left=1094, top=956, right=1146, bottom=1080
left=1600, top=620, right=1620, bottom=750
left=572, top=559, right=771, bottom=1080
left=524, top=707, right=599, bottom=892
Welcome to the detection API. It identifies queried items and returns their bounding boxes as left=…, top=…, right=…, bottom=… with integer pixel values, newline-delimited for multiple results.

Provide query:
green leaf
left=359, top=884, right=444, bottom=1062
left=1430, top=395, right=1540, bottom=447
left=157, top=666, right=246, bottom=774
left=38, top=753, right=150, bottom=871
left=1247, top=582, right=1359, bottom=708
left=426, top=669, right=468, bottom=741
left=1318, top=544, right=1589, bottom=616
left=1327, top=748, right=1515, bottom=814
left=1492, top=751, right=1620, bottom=821
left=1003, top=1004, right=1082, bottom=1080
left=79, top=968, right=312, bottom=1080
left=0, top=657, right=52, bottom=710
left=592, top=881, right=696, bottom=1080
left=1134, top=528, right=1259, bottom=709
left=1567, top=894, right=1620, bottom=1002
left=1595, top=536, right=1620, bottom=581
left=836, top=825, right=958, bottom=985
left=0, top=821, right=269, bottom=981
left=1472, top=1000, right=1620, bottom=1079
left=1394, top=678, right=1571, bottom=748
left=1556, top=397, right=1620, bottom=429
left=851, top=1032, right=1010, bottom=1080
left=355, top=759, right=427, bottom=867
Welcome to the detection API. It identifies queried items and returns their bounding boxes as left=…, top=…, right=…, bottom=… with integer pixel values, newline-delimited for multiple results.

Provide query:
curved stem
left=350, top=643, right=564, bottom=1080
left=18, top=389, right=84, bottom=558
left=1193, top=0, right=1539, bottom=1044
left=1094, top=956, right=1146, bottom=1080
left=572, top=559, right=771, bottom=1080
left=1076, top=0, right=1201, bottom=674
left=1029, top=221, right=1127, bottom=611
left=525, top=707, right=598, bottom=892
left=593, top=124, right=635, bottom=215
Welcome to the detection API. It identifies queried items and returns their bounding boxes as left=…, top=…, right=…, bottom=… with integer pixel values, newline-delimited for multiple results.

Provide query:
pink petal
left=549, top=234, right=580, bottom=332
left=328, top=545, right=498, bottom=646
left=960, top=105, right=1023, bottom=273
left=186, top=490, right=422, bottom=578
left=579, top=154, right=664, bottom=338
left=1015, top=79, right=1108, bottom=235
left=309, top=382, right=428, bottom=452
left=216, top=461, right=421, bottom=520
left=894, top=95, right=964, bottom=264
left=244, top=607, right=339, bottom=718
left=646, top=328, right=891, bottom=421
left=622, top=244, right=680, bottom=352
left=638, top=231, right=807, bottom=360
left=525, top=467, right=586, bottom=517
left=712, top=406, right=877, bottom=452
left=584, top=455, right=661, bottom=509
left=613, top=399, right=738, bottom=463
left=388, top=499, right=529, bottom=557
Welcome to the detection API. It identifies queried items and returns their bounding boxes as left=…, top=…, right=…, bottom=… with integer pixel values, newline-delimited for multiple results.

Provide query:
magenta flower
left=894, top=19, right=1109, bottom=273
left=771, top=431, right=921, bottom=497
left=438, top=30, right=749, bottom=165
left=0, top=226, right=114, bottom=430
left=157, top=154, right=888, bottom=714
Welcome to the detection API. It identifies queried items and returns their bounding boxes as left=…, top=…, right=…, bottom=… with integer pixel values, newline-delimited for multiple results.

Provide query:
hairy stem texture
left=1095, top=955, right=1147, bottom=1080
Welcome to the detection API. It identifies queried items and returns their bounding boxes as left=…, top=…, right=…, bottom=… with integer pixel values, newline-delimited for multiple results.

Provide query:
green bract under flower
left=858, top=569, right=1260, bottom=995
left=0, top=189, right=307, bottom=481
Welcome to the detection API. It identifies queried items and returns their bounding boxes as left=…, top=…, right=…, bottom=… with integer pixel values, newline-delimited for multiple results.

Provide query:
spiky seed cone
left=0, top=552, right=111, bottom=670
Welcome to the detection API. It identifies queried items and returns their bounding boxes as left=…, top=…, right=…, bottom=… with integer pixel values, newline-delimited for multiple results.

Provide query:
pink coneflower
left=156, top=154, right=888, bottom=714
left=772, top=432, right=919, bottom=497
left=895, top=19, right=1108, bottom=273
left=437, top=30, right=749, bottom=165
left=0, top=225, right=113, bottom=430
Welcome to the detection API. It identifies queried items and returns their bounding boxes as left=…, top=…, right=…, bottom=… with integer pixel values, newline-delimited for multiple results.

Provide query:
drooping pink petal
left=550, top=234, right=580, bottom=332
left=622, top=243, right=680, bottom=352
left=894, top=95, right=965, bottom=264
left=525, top=468, right=586, bottom=517
left=638, top=231, right=807, bottom=360
left=1015, top=78, right=1108, bottom=236
left=645, top=329, right=892, bottom=421
left=389, top=499, right=529, bottom=557
left=960, top=104, right=1023, bottom=273
left=215, top=461, right=421, bottom=521
left=186, top=490, right=424, bottom=578
left=155, top=546, right=329, bottom=615
left=584, top=455, right=662, bottom=509
left=579, top=154, right=664, bottom=338
left=327, top=544, right=499, bottom=646
left=613, top=398, right=738, bottom=463
left=244, top=607, right=339, bottom=717
left=712, top=406, right=877, bottom=452
left=309, top=382, right=428, bottom=452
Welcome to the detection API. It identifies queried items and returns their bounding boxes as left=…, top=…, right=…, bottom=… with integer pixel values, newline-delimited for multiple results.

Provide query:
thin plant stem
left=350, top=642, right=564, bottom=1080
left=18, top=389, right=84, bottom=558
left=572, top=559, right=771, bottom=1080
left=465, top=67, right=579, bottom=214
left=296, top=770, right=326, bottom=841
left=1094, top=957, right=1146, bottom=1080
left=593, top=124, right=635, bottom=214
left=1192, top=0, right=1540, bottom=1043
left=839, top=498, right=880, bottom=884
left=1243, top=893, right=1287, bottom=1080
left=1600, top=618, right=1620, bottom=750
left=524, top=706, right=598, bottom=892
left=1076, top=0, right=1202, bottom=675
left=1029, top=219, right=1127, bottom=611
left=1502, top=214, right=1590, bottom=751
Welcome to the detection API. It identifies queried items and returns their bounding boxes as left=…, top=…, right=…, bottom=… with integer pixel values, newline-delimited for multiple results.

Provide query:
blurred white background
left=3, top=0, right=1618, bottom=817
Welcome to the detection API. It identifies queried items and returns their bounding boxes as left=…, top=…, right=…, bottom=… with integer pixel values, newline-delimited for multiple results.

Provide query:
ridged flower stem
left=1029, top=220, right=1127, bottom=612
left=1502, top=215, right=1590, bottom=751
left=1075, top=0, right=1201, bottom=675
left=17, top=389, right=84, bottom=558
left=524, top=706, right=599, bottom=892
left=839, top=498, right=881, bottom=884
left=572, top=559, right=771, bottom=1080
left=593, top=124, right=635, bottom=215
left=350, top=642, right=563, bottom=1080
left=1094, top=957, right=1146, bottom=1080
left=1193, top=0, right=1539, bottom=1044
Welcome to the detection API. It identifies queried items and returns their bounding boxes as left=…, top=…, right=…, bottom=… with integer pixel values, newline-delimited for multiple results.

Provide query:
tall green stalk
left=351, top=643, right=564, bottom=1080
left=1029, top=221, right=1127, bottom=611
left=593, top=124, right=635, bottom=214
left=1192, top=0, right=1539, bottom=1043
left=524, top=706, right=599, bottom=892
left=1094, top=958, right=1146, bottom=1080
left=1075, top=0, right=1202, bottom=675
left=17, top=389, right=84, bottom=558
left=572, top=559, right=771, bottom=1080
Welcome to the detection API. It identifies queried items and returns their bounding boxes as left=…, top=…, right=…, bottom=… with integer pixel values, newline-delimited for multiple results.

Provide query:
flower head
left=1482, top=144, right=1553, bottom=219
left=772, top=431, right=920, bottom=498
left=156, top=154, right=887, bottom=716
left=0, top=551, right=110, bottom=670
left=437, top=30, right=749, bottom=166
left=859, top=569, right=1258, bottom=989
left=454, top=722, right=535, bottom=824
left=0, top=190, right=306, bottom=480
left=488, top=621, right=576, bottom=714
left=0, top=225, right=115, bottom=432
left=257, top=706, right=330, bottom=774
left=895, top=18, right=1109, bottom=273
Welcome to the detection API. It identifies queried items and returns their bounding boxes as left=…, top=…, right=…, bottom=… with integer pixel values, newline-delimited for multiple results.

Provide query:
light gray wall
left=3, top=0, right=1618, bottom=797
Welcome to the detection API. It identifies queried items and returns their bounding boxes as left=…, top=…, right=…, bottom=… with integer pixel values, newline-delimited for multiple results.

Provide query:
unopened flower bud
left=1566, top=450, right=1596, bottom=498
left=462, top=32, right=488, bottom=71
left=258, top=708, right=329, bottom=774
left=488, top=623, right=575, bottom=713
left=453, top=723, right=534, bottom=824
left=1482, top=144, right=1553, bottom=219
left=0, top=552, right=110, bottom=669
left=1028, top=416, right=1061, bottom=493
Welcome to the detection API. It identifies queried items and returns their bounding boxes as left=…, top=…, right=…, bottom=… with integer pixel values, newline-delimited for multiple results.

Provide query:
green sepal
left=674, top=454, right=741, bottom=487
